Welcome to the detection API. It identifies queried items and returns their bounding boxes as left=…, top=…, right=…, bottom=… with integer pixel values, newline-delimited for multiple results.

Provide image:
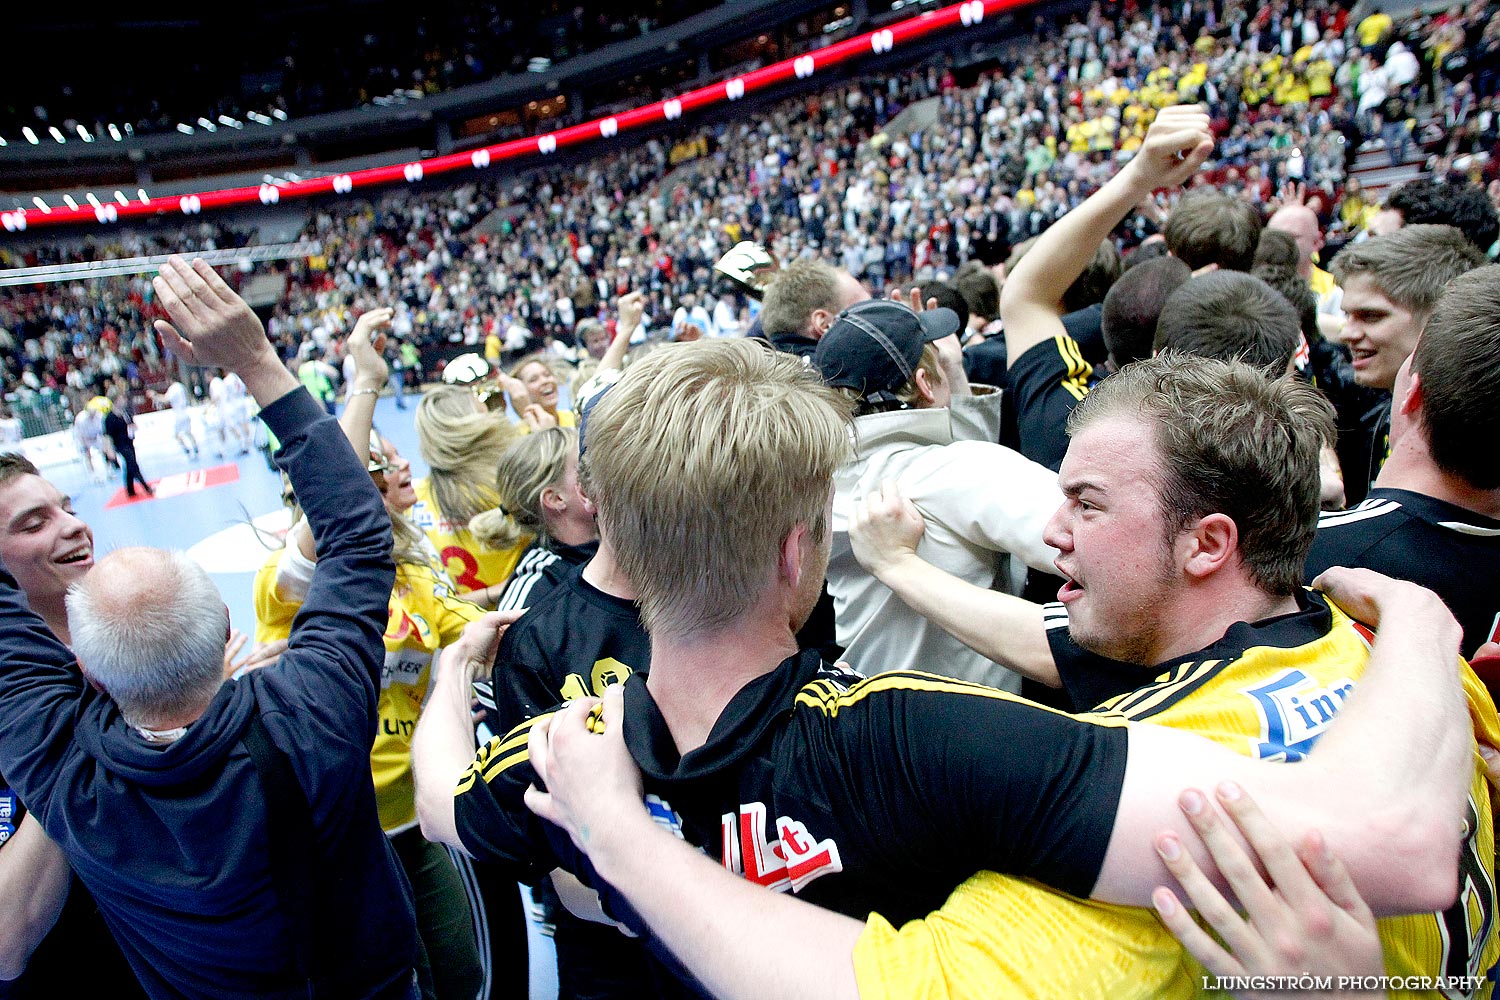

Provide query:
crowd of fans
left=5, top=1, right=1500, bottom=999
left=7, top=0, right=1500, bottom=440
left=5, top=2, right=717, bottom=139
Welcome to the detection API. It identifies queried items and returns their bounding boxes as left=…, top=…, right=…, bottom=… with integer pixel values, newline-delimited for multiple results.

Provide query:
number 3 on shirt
left=441, top=546, right=485, bottom=593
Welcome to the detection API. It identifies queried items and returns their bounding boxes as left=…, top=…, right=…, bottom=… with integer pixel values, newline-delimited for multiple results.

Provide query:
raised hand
left=346, top=308, right=393, bottom=386
left=616, top=290, right=647, bottom=336
left=498, top=371, right=532, bottom=413
left=1127, top=105, right=1215, bottom=192
left=152, top=257, right=276, bottom=373
left=153, top=256, right=296, bottom=404
left=522, top=404, right=558, bottom=431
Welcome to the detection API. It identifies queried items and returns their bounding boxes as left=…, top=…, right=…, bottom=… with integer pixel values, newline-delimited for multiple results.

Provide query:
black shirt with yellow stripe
left=454, top=651, right=1129, bottom=996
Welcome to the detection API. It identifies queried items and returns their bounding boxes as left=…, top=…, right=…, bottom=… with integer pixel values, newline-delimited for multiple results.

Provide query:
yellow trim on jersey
left=455, top=713, right=552, bottom=795
left=793, top=670, right=1126, bottom=728
left=1096, top=659, right=1225, bottom=719
left=1055, top=335, right=1094, bottom=403
left=851, top=602, right=1500, bottom=999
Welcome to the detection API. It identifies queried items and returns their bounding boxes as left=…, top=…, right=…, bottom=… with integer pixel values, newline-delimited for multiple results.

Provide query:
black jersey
left=482, top=563, right=649, bottom=738
left=475, top=568, right=658, bottom=1000
left=493, top=539, right=599, bottom=613
left=1308, top=488, right=1500, bottom=655
left=454, top=653, right=1128, bottom=996
left=1006, top=333, right=1100, bottom=471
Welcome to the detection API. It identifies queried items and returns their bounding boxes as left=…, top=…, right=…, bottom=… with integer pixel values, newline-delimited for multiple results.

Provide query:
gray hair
left=67, top=548, right=228, bottom=728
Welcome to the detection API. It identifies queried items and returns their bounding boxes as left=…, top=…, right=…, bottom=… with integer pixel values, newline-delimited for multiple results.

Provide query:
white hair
left=67, top=549, right=228, bottom=728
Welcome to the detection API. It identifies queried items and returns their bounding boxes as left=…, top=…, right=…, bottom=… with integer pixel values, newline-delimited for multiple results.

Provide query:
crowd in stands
left=5, top=2, right=718, bottom=138
left=9, top=0, right=1500, bottom=437
left=6, top=1, right=1500, bottom=998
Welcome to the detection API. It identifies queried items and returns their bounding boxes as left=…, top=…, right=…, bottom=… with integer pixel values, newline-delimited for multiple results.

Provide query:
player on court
left=149, top=379, right=200, bottom=461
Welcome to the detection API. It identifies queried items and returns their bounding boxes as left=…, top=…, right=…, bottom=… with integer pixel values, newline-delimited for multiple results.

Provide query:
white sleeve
left=272, top=528, right=318, bottom=603
left=907, top=442, right=1062, bottom=574
left=947, top=388, right=1005, bottom=444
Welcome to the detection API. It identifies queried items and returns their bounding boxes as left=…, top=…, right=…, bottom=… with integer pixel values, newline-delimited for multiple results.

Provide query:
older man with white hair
left=0, top=257, right=423, bottom=1000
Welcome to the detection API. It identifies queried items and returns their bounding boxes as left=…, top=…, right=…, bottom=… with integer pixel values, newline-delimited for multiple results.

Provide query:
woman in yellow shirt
left=509, top=354, right=576, bottom=428
left=410, top=385, right=529, bottom=603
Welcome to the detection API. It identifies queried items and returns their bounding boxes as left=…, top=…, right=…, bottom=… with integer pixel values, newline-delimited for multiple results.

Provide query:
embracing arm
left=414, top=612, right=521, bottom=851
left=850, top=481, right=1059, bottom=686
left=526, top=691, right=863, bottom=1000
left=1096, top=569, right=1470, bottom=915
left=0, top=816, right=71, bottom=980
left=1002, top=105, right=1212, bottom=363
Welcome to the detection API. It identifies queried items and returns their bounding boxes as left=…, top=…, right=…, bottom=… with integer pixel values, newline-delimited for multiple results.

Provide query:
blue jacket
left=0, top=387, right=416, bottom=999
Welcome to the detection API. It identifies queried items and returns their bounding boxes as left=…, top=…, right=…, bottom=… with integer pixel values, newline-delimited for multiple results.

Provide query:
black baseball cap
left=813, top=299, right=959, bottom=398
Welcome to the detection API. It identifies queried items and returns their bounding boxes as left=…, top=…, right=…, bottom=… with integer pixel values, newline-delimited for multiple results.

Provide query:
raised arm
left=1096, top=568, right=1470, bottom=915
left=849, top=481, right=1060, bottom=687
left=601, top=292, right=643, bottom=373
left=337, top=309, right=392, bottom=461
left=284, top=308, right=393, bottom=563
left=153, top=256, right=393, bottom=707
left=1002, top=105, right=1212, bottom=363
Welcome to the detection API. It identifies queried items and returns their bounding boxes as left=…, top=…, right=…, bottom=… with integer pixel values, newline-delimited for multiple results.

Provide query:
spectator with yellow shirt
left=1357, top=4, right=1394, bottom=55
left=409, top=384, right=528, bottom=606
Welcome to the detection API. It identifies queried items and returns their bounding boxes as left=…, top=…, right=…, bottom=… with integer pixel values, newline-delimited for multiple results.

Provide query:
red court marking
left=104, top=463, right=240, bottom=509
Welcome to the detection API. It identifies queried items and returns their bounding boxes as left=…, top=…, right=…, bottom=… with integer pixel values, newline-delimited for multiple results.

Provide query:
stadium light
left=197, top=117, right=217, bottom=132
left=271, top=108, right=288, bottom=120
left=32, top=197, right=50, bottom=213
left=22, top=127, right=38, bottom=145
left=77, top=124, right=94, bottom=142
left=177, top=123, right=195, bottom=134
left=218, top=115, right=243, bottom=128
left=108, top=124, right=122, bottom=141
left=63, top=195, right=79, bottom=210
left=123, top=123, right=133, bottom=136
left=85, top=193, right=101, bottom=208
left=138, top=189, right=151, bottom=204
left=0, top=137, right=6, bottom=147
left=114, top=191, right=129, bottom=206
left=48, top=127, right=65, bottom=143
left=247, top=111, right=272, bottom=125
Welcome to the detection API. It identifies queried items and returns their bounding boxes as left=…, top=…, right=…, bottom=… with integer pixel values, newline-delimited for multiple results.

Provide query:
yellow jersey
left=254, top=545, right=485, bottom=833
left=408, top=476, right=529, bottom=595
left=854, top=595, right=1499, bottom=999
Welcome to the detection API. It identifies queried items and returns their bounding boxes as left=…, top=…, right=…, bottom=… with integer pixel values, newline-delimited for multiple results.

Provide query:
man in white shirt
left=149, top=379, right=200, bottom=460
left=814, top=299, right=1060, bottom=690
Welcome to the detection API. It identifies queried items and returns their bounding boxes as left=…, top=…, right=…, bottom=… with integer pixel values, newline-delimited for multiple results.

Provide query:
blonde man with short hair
left=759, top=259, right=869, bottom=358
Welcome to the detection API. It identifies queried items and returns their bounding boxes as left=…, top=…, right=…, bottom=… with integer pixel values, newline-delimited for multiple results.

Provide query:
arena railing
left=0, top=0, right=1011, bottom=236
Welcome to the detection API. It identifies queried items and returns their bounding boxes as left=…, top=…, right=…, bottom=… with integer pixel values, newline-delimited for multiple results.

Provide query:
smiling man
left=0, top=454, right=94, bottom=645
left=0, top=454, right=147, bottom=995
left=1330, top=224, right=1485, bottom=494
